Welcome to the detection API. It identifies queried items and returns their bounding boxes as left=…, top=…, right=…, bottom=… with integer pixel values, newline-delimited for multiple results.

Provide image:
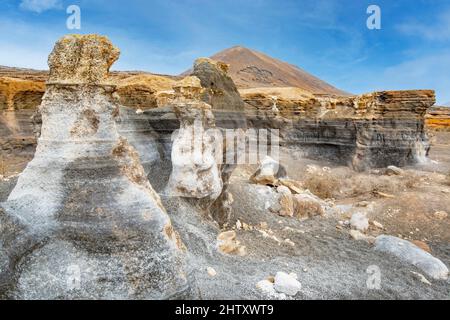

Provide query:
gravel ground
left=1, top=133, right=449, bottom=300
left=163, top=179, right=449, bottom=299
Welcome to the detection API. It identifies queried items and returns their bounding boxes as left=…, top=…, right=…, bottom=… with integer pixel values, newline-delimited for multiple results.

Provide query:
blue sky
left=0, top=0, right=449, bottom=104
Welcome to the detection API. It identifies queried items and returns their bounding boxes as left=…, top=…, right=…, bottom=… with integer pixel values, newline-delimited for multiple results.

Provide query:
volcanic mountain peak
left=206, top=46, right=348, bottom=96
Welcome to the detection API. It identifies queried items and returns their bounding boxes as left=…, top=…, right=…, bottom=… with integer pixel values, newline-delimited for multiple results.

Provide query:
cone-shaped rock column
left=166, top=76, right=223, bottom=200
left=0, top=35, right=191, bottom=299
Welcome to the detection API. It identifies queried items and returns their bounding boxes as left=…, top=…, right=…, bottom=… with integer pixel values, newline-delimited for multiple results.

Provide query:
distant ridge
left=183, top=46, right=349, bottom=96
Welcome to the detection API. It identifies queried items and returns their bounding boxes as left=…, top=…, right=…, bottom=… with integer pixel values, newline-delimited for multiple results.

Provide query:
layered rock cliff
left=426, top=106, right=450, bottom=131
left=0, top=77, right=45, bottom=162
left=0, top=54, right=436, bottom=177
left=0, top=35, right=191, bottom=299
left=242, top=88, right=435, bottom=170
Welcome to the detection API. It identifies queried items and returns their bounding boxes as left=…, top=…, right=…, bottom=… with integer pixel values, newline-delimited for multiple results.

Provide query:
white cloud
left=20, top=0, right=63, bottom=13
left=396, top=10, right=450, bottom=41
left=370, top=51, right=450, bottom=105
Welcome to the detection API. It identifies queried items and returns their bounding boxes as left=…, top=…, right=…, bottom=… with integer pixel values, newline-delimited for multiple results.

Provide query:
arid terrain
left=0, top=35, right=449, bottom=300
left=3, top=133, right=450, bottom=299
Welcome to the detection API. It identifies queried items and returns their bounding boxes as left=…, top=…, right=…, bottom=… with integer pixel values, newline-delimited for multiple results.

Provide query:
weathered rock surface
left=350, top=212, right=369, bottom=232
left=116, top=74, right=177, bottom=110
left=217, top=230, right=246, bottom=256
left=0, top=35, right=191, bottom=299
left=0, top=77, right=45, bottom=159
left=189, top=57, right=247, bottom=132
left=426, top=106, right=450, bottom=131
left=273, top=272, right=301, bottom=296
left=250, top=156, right=287, bottom=186
left=242, top=89, right=435, bottom=170
left=374, top=235, right=449, bottom=280
left=166, top=77, right=223, bottom=199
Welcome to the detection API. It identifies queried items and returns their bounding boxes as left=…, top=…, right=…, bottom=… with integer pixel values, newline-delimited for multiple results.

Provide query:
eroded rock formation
left=0, top=35, right=191, bottom=299
left=242, top=88, right=435, bottom=170
left=426, top=106, right=450, bottom=131
left=0, top=77, right=45, bottom=161
left=166, top=76, right=223, bottom=199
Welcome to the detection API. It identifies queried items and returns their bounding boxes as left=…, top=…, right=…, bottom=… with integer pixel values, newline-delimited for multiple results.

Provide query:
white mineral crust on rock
left=166, top=76, right=223, bottom=200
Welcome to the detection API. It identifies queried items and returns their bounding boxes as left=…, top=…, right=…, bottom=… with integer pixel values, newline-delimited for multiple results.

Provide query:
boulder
left=374, top=235, right=449, bottom=280
left=293, top=191, right=326, bottom=218
left=274, top=272, right=301, bottom=296
left=278, top=193, right=295, bottom=217
left=0, top=35, right=192, bottom=299
left=386, top=165, right=404, bottom=176
left=250, top=156, right=287, bottom=186
left=350, top=212, right=369, bottom=232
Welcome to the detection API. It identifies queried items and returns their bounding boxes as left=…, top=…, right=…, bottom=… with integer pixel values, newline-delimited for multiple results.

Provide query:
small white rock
left=372, top=220, right=384, bottom=229
left=284, top=239, right=295, bottom=246
left=350, top=212, right=369, bottom=232
left=207, top=267, right=217, bottom=277
left=274, top=272, right=302, bottom=296
left=256, top=280, right=286, bottom=300
left=410, top=271, right=431, bottom=285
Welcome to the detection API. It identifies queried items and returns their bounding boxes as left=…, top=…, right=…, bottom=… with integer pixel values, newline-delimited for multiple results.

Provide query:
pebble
left=207, top=267, right=217, bottom=277
left=434, top=211, right=448, bottom=220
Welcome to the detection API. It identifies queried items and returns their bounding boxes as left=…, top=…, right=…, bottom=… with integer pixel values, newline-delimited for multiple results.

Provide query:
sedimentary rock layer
left=1, top=57, right=436, bottom=174
left=426, top=106, right=450, bottom=131
left=242, top=89, right=435, bottom=170
left=0, top=35, right=191, bottom=299
left=0, top=77, right=45, bottom=161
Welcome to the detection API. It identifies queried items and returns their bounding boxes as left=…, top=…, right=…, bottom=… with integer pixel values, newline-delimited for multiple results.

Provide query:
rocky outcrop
left=0, top=77, right=45, bottom=160
left=0, top=35, right=191, bottom=299
left=166, top=77, right=223, bottom=200
left=242, top=89, right=435, bottom=170
left=116, top=74, right=177, bottom=110
left=425, top=106, right=450, bottom=131
left=0, top=77, right=45, bottom=110
left=190, top=58, right=247, bottom=130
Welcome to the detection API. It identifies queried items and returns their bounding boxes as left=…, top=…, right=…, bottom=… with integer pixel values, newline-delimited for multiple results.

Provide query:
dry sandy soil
left=1, top=132, right=449, bottom=299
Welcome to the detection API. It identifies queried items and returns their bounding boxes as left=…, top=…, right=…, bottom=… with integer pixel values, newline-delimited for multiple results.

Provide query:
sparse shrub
left=344, top=174, right=400, bottom=198
left=403, top=172, right=421, bottom=189
left=446, top=171, right=450, bottom=186
left=303, top=172, right=340, bottom=199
